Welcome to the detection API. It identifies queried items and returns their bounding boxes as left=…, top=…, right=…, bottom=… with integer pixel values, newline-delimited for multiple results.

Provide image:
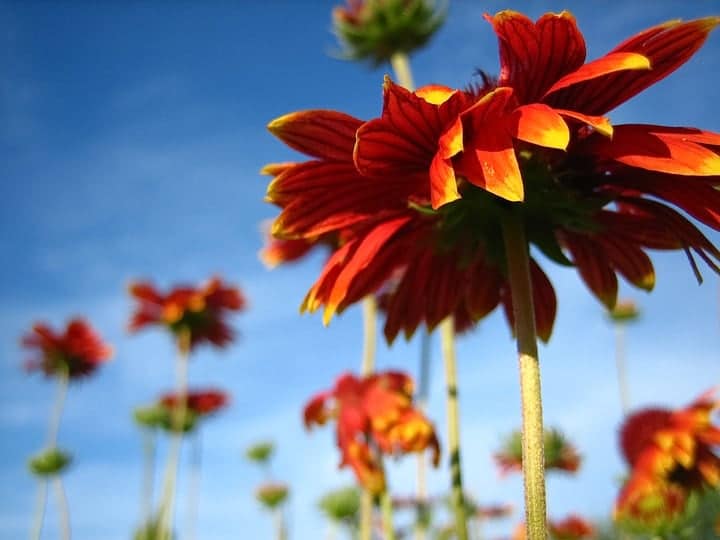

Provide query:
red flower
left=160, top=389, right=229, bottom=416
left=22, top=319, right=112, bottom=379
left=615, top=389, right=720, bottom=526
left=128, top=276, right=245, bottom=350
left=265, top=12, right=720, bottom=340
left=549, top=515, right=596, bottom=540
left=304, top=371, right=440, bottom=494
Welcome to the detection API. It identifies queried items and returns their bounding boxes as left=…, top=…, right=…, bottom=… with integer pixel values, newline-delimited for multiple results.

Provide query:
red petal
left=562, top=233, right=618, bottom=309
left=543, top=52, right=650, bottom=96
left=555, top=109, right=613, bottom=137
left=268, top=110, right=362, bottom=161
left=484, top=10, right=586, bottom=103
left=596, top=235, right=655, bottom=291
left=465, top=259, right=502, bottom=320
left=507, top=104, right=569, bottom=150
left=547, top=17, right=720, bottom=114
left=594, top=125, right=720, bottom=176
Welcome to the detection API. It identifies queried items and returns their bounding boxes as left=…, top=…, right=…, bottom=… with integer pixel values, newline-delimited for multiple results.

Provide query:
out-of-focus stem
left=440, top=317, right=468, bottom=540
left=157, top=328, right=192, bottom=540
left=415, top=330, right=430, bottom=540
left=48, top=370, right=69, bottom=448
left=54, top=477, right=71, bottom=540
left=30, top=480, right=47, bottom=540
left=360, top=295, right=378, bottom=540
left=274, top=507, right=288, bottom=540
left=614, top=324, right=631, bottom=415
left=140, top=429, right=157, bottom=528
left=390, top=52, right=415, bottom=91
left=186, top=432, right=202, bottom=540
left=502, top=212, right=547, bottom=540
left=381, top=490, right=396, bottom=540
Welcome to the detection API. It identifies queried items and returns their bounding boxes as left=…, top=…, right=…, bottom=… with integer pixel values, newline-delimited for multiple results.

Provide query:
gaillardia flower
left=128, top=276, right=245, bottom=350
left=495, top=428, right=581, bottom=476
left=333, top=0, right=445, bottom=65
left=304, top=371, right=440, bottom=494
left=160, top=388, right=229, bottom=416
left=615, top=389, right=720, bottom=527
left=22, top=319, right=113, bottom=379
left=136, top=389, right=229, bottom=433
left=266, top=11, right=720, bottom=342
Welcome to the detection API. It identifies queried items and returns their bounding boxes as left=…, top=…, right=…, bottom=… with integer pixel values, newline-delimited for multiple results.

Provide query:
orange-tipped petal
left=556, top=109, right=613, bottom=137
left=268, top=110, right=362, bottom=161
left=563, top=234, right=618, bottom=309
left=597, top=235, right=656, bottom=291
left=544, top=52, right=650, bottom=97
left=415, top=84, right=458, bottom=105
left=508, top=104, right=569, bottom=150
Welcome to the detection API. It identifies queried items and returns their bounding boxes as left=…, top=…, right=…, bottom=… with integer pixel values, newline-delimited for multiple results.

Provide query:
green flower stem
left=360, top=295, right=377, bottom=540
left=186, top=432, right=202, bottom=540
left=139, top=429, right=157, bottom=532
left=157, top=328, right=192, bottom=540
left=30, top=479, right=47, bottom=540
left=415, top=330, right=430, bottom=540
left=390, top=52, right=415, bottom=91
left=614, top=324, right=631, bottom=415
left=274, top=507, right=288, bottom=540
left=381, top=491, right=396, bottom=540
left=53, top=477, right=71, bottom=540
left=440, top=317, right=468, bottom=540
left=501, top=212, right=547, bottom=540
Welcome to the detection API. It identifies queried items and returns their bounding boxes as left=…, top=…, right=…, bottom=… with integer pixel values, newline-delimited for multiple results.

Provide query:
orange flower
left=304, top=371, right=440, bottom=494
left=549, top=515, right=596, bottom=540
left=615, top=389, right=720, bottom=526
left=495, top=428, right=581, bottom=476
left=22, top=318, right=112, bottom=379
left=128, top=276, right=245, bottom=350
left=266, top=11, right=720, bottom=343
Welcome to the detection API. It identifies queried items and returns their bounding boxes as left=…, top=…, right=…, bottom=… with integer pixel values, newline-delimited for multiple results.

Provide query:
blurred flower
left=495, top=428, right=581, bottom=476
left=318, top=486, right=361, bottom=524
left=256, top=482, right=289, bottom=509
left=333, top=0, right=445, bottom=65
left=128, top=276, right=245, bottom=350
left=160, top=389, right=229, bottom=416
left=615, top=388, right=720, bottom=527
left=304, top=371, right=440, bottom=494
left=22, top=318, right=113, bottom=379
left=265, top=12, right=720, bottom=344
left=607, top=299, right=640, bottom=323
left=28, top=448, right=72, bottom=477
left=245, top=441, right=275, bottom=465
left=134, top=389, right=229, bottom=433
left=512, top=515, right=595, bottom=540
left=475, top=502, right=513, bottom=520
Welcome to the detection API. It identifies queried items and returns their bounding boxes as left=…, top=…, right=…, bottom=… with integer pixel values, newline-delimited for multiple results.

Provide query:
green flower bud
left=28, top=448, right=72, bottom=477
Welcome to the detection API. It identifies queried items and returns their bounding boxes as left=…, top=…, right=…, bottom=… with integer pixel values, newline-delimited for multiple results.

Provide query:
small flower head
left=615, top=389, right=720, bottom=527
left=495, top=428, right=581, bottom=476
left=28, top=448, right=72, bottom=477
left=304, top=371, right=440, bottom=494
left=549, top=515, right=596, bottom=540
left=135, top=389, right=229, bottom=434
left=128, top=276, right=245, bottom=351
left=160, top=389, right=229, bottom=416
left=608, top=299, right=640, bottom=323
left=256, top=482, right=289, bottom=510
left=22, top=318, right=113, bottom=380
left=318, top=486, right=361, bottom=524
left=333, top=0, right=445, bottom=65
left=245, top=441, right=275, bottom=465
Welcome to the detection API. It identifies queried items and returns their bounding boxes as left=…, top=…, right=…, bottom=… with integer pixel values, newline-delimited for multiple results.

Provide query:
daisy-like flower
left=160, top=388, right=229, bottom=416
left=266, top=11, right=720, bottom=341
left=333, top=0, right=445, bottom=65
left=22, top=318, right=113, bottom=379
left=494, top=428, right=581, bottom=476
left=135, top=389, right=229, bottom=433
left=128, top=276, right=245, bottom=351
left=304, top=371, right=440, bottom=494
left=615, top=389, right=720, bottom=527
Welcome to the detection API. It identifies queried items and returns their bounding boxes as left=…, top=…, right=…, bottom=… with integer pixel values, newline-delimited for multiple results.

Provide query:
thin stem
left=381, top=491, right=396, bottom=540
left=274, top=507, right=288, bottom=540
left=139, top=429, right=157, bottom=529
left=48, top=370, right=69, bottom=448
left=360, top=295, right=378, bottom=540
left=186, top=432, right=202, bottom=540
left=390, top=52, right=415, bottom=91
left=157, top=328, right=192, bottom=540
left=415, top=330, right=430, bottom=540
left=53, top=477, right=71, bottom=540
left=614, top=324, right=631, bottom=415
left=501, top=212, right=547, bottom=540
left=440, top=317, right=468, bottom=540
left=30, top=479, right=47, bottom=540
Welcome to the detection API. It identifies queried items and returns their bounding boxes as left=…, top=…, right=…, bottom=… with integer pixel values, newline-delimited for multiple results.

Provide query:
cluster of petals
left=160, top=388, right=229, bottom=416
left=128, top=276, right=246, bottom=350
left=22, top=318, right=113, bottom=379
left=615, top=389, right=720, bottom=526
left=266, top=10, right=720, bottom=342
left=304, top=371, right=440, bottom=494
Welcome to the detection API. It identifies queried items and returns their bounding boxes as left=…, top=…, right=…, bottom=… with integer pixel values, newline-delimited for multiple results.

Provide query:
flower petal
left=562, top=233, right=618, bottom=309
left=596, top=235, right=655, bottom=291
left=268, top=110, right=362, bottom=161
left=484, top=10, right=586, bottom=103
left=507, top=104, right=569, bottom=150
left=556, top=109, right=613, bottom=137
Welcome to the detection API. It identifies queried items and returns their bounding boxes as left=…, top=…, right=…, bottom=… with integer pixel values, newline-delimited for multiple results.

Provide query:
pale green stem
left=501, top=213, right=547, bottom=540
left=360, top=296, right=378, bottom=540
left=186, top=432, right=202, bottom=540
left=30, top=480, right=47, bottom=540
left=381, top=491, right=396, bottom=540
left=139, top=429, right=157, bottom=529
left=440, top=317, right=468, bottom=540
left=53, top=477, right=71, bottom=540
left=415, top=330, right=430, bottom=540
left=274, top=507, right=288, bottom=540
left=157, top=329, right=191, bottom=540
left=390, top=52, right=415, bottom=91
left=614, top=324, right=631, bottom=415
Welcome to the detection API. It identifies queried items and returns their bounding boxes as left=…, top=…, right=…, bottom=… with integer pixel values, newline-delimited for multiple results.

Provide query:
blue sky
left=1, top=1, right=719, bottom=538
